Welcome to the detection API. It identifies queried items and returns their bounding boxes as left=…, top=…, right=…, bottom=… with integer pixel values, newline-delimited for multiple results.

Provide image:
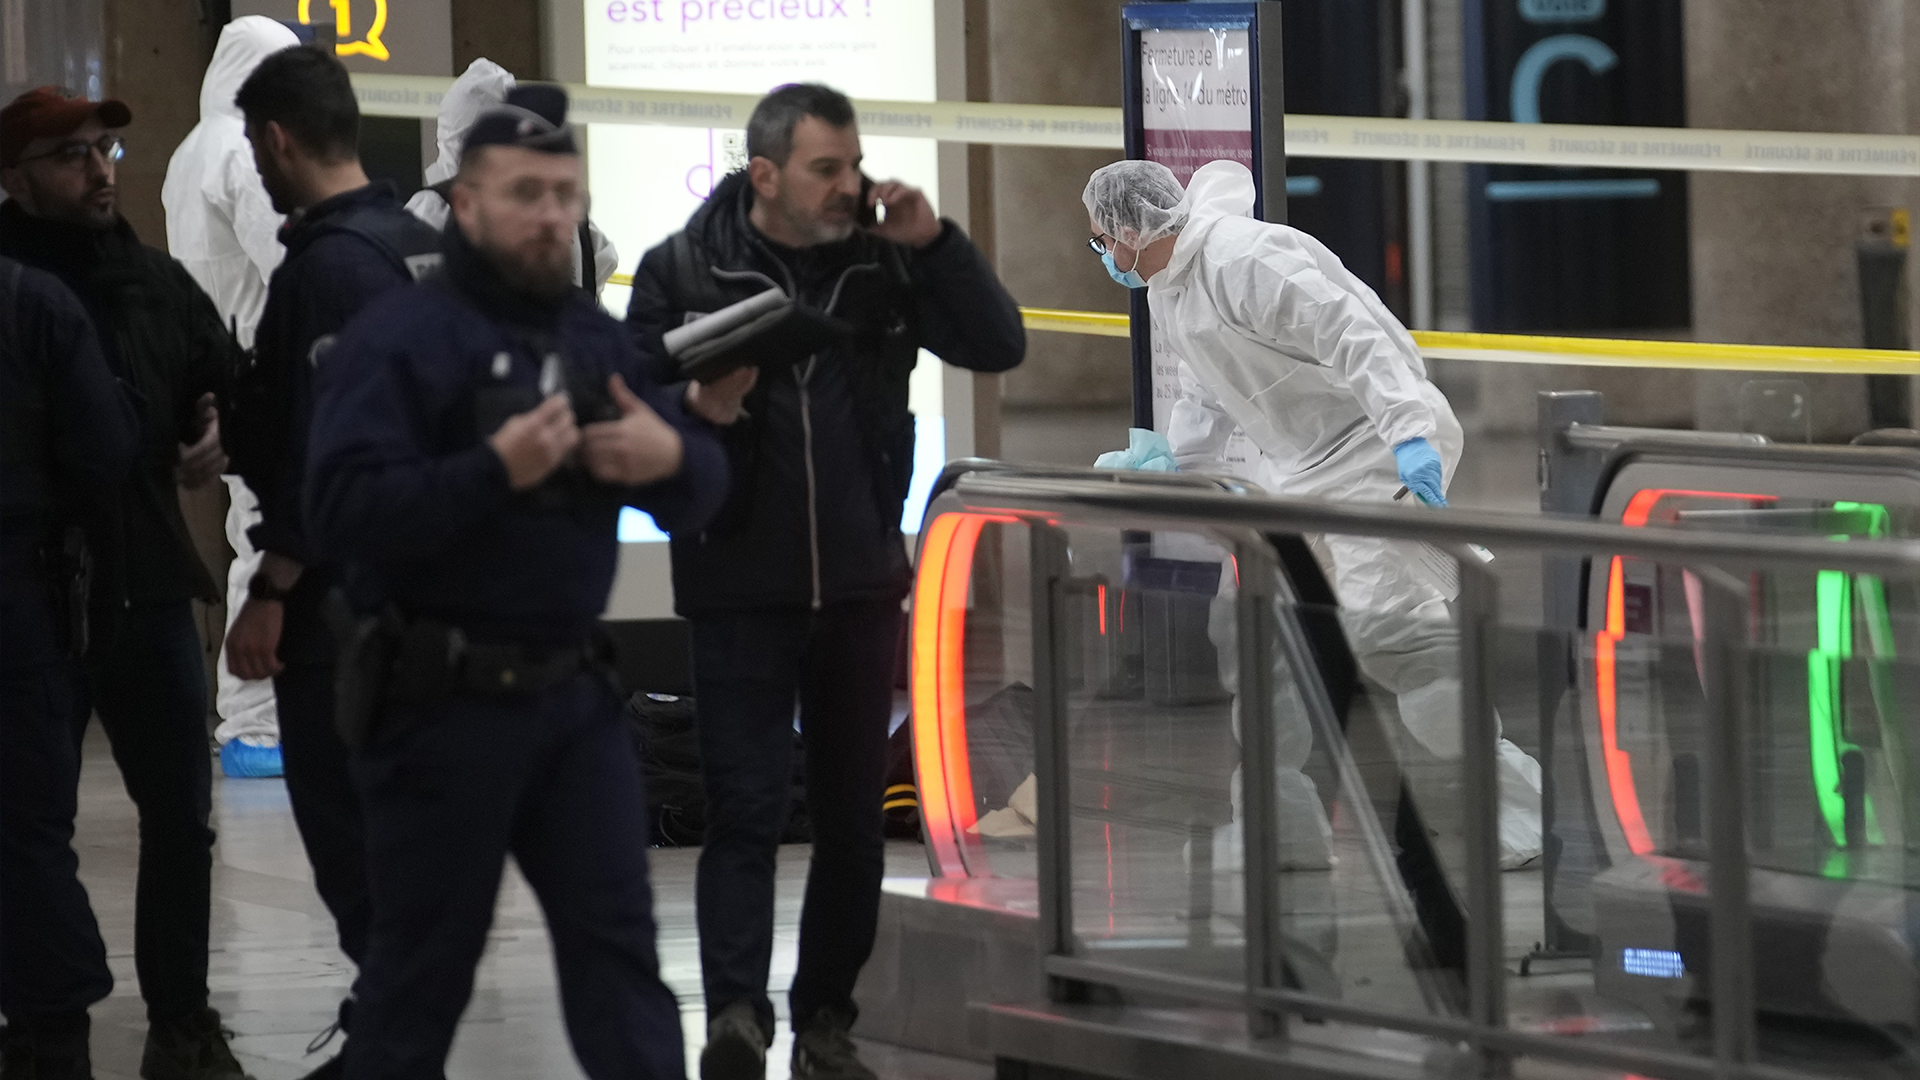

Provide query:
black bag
left=625, top=691, right=811, bottom=848
left=882, top=715, right=921, bottom=841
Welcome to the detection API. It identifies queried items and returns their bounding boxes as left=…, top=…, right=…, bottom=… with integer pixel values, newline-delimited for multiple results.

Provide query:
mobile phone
left=857, top=173, right=880, bottom=228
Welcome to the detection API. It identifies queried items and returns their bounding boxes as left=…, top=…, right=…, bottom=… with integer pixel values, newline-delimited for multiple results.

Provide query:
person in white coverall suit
left=1083, top=158, right=1542, bottom=869
left=161, top=15, right=300, bottom=779
left=404, top=57, right=620, bottom=293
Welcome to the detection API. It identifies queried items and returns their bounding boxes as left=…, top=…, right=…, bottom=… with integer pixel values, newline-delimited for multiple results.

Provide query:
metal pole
left=1029, top=523, right=1079, bottom=1001
left=1696, top=567, right=1757, bottom=1066
left=1403, top=0, right=1433, bottom=329
left=1234, top=539, right=1287, bottom=1040
left=1456, top=553, right=1509, bottom=1071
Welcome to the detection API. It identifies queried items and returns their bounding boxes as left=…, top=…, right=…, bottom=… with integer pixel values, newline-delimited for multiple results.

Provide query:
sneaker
left=1, top=1012, right=93, bottom=1079
left=140, top=1008, right=252, bottom=1080
left=790, top=1008, right=876, bottom=1080
left=219, top=738, right=283, bottom=779
left=698, top=1002, right=766, bottom=1080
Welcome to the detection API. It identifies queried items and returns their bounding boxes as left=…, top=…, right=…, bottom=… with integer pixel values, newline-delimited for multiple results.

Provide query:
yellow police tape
left=598, top=278, right=1920, bottom=374
left=350, top=73, right=1920, bottom=177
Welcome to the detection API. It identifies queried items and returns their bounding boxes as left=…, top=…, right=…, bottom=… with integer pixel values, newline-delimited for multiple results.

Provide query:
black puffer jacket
left=627, top=170, right=1024, bottom=614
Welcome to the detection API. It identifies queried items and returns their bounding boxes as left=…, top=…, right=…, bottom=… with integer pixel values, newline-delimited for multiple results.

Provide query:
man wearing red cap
left=0, top=87, right=252, bottom=1080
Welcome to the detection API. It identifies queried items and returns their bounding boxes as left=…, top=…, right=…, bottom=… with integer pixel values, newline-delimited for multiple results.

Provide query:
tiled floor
left=71, top=726, right=985, bottom=1080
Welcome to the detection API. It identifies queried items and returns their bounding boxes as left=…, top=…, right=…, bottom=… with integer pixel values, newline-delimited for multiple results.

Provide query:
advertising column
left=1121, top=2, right=1283, bottom=435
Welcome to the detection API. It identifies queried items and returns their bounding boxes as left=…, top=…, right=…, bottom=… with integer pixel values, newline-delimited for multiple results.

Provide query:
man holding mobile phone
left=626, top=82, right=1025, bottom=1080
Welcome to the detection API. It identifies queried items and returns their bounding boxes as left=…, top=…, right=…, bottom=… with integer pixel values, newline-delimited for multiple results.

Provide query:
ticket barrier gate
left=852, top=458, right=1920, bottom=1079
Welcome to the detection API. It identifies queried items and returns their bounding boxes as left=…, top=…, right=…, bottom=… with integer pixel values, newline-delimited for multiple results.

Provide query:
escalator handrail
left=944, top=467, right=1920, bottom=576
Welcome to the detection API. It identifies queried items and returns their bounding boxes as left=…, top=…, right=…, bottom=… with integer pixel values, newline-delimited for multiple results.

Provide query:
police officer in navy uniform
left=304, top=86, right=728, bottom=1080
left=0, top=255, right=140, bottom=1079
left=217, top=45, right=445, bottom=1077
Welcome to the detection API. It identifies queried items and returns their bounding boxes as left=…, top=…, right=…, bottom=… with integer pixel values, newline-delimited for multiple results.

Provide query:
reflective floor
left=72, top=726, right=984, bottom=1080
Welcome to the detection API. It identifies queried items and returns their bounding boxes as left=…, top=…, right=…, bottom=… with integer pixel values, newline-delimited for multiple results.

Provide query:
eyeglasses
left=1088, top=235, right=1112, bottom=257
left=14, top=134, right=125, bottom=169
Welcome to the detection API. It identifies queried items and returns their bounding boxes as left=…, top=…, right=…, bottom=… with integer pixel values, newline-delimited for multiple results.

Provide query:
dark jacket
left=242, top=183, right=440, bottom=660
left=0, top=201, right=237, bottom=610
left=0, top=257, right=141, bottom=670
left=305, top=222, right=729, bottom=645
left=626, top=170, right=1024, bottom=615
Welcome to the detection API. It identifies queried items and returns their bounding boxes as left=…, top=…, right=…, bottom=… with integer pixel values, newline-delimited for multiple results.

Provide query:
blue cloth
left=1094, top=428, right=1178, bottom=472
left=304, top=227, right=730, bottom=642
left=1393, top=437, right=1447, bottom=507
left=690, top=600, right=900, bottom=1040
left=344, top=676, right=683, bottom=1080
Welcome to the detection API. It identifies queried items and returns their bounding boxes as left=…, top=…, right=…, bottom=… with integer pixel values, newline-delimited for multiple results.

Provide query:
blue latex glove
left=1393, top=437, right=1447, bottom=507
left=1094, top=428, right=1179, bottom=473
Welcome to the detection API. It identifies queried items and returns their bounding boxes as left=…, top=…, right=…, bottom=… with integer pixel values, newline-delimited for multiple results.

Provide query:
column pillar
left=1687, top=0, right=1917, bottom=439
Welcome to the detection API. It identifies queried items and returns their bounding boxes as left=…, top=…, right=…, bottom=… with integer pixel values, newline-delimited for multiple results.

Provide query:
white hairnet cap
left=1083, top=159, right=1189, bottom=249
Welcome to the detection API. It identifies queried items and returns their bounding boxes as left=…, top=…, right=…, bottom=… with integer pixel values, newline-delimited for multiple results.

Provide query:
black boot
left=790, top=1007, right=876, bottom=1080
left=139, top=1008, right=252, bottom=1080
left=1, top=1011, right=94, bottom=1080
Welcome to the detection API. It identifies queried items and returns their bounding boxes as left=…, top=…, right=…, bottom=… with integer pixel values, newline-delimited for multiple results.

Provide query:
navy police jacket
left=246, top=183, right=438, bottom=570
left=304, top=223, right=728, bottom=643
left=0, top=256, right=141, bottom=670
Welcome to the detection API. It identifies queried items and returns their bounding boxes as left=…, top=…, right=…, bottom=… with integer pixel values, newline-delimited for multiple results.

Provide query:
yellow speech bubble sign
left=297, top=0, right=390, bottom=62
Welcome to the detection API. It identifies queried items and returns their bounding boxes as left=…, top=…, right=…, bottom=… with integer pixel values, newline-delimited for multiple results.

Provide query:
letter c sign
left=1509, top=33, right=1616, bottom=124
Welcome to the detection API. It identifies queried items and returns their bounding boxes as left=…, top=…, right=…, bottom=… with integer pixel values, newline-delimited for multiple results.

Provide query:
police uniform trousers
left=342, top=672, right=685, bottom=1080
left=274, top=595, right=370, bottom=968
left=0, top=655, right=113, bottom=1019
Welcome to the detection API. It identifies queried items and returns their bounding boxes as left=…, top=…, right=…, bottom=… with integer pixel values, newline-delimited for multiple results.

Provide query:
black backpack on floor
left=625, top=692, right=811, bottom=847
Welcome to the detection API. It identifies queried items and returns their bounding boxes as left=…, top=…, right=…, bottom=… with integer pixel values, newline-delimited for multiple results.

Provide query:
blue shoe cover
left=220, top=739, right=284, bottom=779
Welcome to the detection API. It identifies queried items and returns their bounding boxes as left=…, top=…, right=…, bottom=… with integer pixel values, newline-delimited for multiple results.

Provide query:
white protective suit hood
left=405, top=59, right=619, bottom=293
left=422, top=57, right=517, bottom=188
left=162, top=16, right=300, bottom=347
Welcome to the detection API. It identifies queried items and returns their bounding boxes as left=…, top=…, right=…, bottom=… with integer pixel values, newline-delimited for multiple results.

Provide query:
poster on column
left=583, top=0, right=944, bottom=539
left=1139, top=28, right=1252, bottom=185
left=1137, top=27, right=1251, bottom=432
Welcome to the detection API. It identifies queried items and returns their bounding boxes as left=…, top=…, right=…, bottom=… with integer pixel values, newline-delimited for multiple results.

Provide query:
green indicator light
left=1809, top=502, right=1890, bottom=855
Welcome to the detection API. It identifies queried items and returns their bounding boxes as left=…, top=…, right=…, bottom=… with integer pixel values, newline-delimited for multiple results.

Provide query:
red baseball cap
left=1, top=86, right=133, bottom=168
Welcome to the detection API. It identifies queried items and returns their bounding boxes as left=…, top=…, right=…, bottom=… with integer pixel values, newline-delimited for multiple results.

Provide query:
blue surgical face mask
left=1102, top=248, right=1147, bottom=289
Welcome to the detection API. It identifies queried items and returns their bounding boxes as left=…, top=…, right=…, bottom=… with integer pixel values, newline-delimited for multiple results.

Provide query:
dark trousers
left=343, top=674, right=683, bottom=1080
left=275, top=655, right=368, bottom=966
left=0, top=658, right=112, bottom=1018
left=85, top=600, right=214, bottom=1023
left=690, top=600, right=900, bottom=1038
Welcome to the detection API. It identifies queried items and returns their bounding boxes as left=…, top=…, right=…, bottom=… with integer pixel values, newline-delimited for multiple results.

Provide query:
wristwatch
left=248, top=571, right=291, bottom=603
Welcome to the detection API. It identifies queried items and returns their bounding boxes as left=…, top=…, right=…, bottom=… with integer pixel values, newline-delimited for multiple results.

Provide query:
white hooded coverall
left=1157, top=161, right=1542, bottom=866
left=405, top=58, right=620, bottom=293
left=161, top=15, right=300, bottom=747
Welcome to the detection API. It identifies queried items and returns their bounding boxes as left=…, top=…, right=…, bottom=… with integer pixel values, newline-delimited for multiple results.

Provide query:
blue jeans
left=344, top=673, right=683, bottom=1080
left=691, top=600, right=900, bottom=1039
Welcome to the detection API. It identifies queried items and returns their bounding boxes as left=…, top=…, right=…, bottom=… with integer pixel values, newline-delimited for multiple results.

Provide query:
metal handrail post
left=1696, top=567, right=1758, bottom=1067
left=1456, top=552, right=1509, bottom=1073
left=1029, top=523, right=1079, bottom=1001
left=1234, top=537, right=1287, bottom=1040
